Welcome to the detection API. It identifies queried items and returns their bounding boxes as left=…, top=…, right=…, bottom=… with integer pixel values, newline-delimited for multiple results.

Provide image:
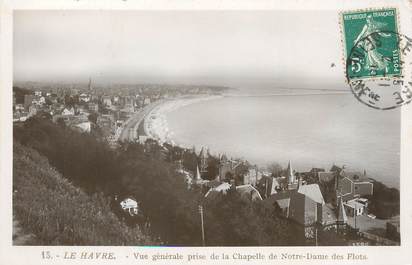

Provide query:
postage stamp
left=342, top=8, right=400, bottom=79
left=341, top=8, right=412, bottom=110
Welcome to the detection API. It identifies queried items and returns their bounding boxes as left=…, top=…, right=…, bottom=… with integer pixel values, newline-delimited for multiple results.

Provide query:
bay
left=166, top=93, right=400, bottom=188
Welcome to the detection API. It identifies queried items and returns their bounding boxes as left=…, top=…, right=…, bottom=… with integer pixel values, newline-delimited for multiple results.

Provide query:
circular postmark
left=346, top=31, right=412, bottom=110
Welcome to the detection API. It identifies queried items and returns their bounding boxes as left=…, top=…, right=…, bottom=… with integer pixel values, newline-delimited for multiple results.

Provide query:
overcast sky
left=14, top=10, right=345, bottom=89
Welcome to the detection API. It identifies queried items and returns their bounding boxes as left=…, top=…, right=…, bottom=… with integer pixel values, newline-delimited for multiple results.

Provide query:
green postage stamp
left=341, top=8, right=401, bottom=80
left=340, top=8, right=412, bottom=110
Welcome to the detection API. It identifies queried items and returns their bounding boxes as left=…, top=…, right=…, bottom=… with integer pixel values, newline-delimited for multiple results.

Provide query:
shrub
left=13, top=142, right=153, bottom=245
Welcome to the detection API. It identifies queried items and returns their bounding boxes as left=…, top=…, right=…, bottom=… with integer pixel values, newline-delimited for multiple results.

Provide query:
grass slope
left=13, top=142, right=151, bottom=245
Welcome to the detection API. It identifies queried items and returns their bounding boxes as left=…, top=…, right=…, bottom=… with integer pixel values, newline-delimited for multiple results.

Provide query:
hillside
left=13, top=142, right=151, bottom=245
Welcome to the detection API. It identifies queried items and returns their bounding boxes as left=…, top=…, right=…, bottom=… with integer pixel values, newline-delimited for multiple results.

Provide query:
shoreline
left=143, top=94, right=222, bottom=145
left=134, top=94, right=399, bottom=189
left=141, top=92, right=350, bottom=145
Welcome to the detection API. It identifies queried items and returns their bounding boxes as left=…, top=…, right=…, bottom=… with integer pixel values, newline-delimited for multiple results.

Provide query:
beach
left=143, top=95, right=223, bottom=144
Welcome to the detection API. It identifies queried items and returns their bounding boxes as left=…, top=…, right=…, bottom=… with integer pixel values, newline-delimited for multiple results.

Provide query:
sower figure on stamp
left=353, top=15, right=391, bottom=75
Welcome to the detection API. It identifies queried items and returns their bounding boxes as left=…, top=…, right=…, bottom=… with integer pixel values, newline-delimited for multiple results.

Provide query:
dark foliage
left=13, top=86, right=32, bottom=104
left=14, top=115, right=121, bottom=193
left=366, top=180, right=400, bottom=219
left=13, top=114, right=297, bottom=246
left=13, top=142, right=151, bottom=245
left=202, top=190, right=301, bottom=246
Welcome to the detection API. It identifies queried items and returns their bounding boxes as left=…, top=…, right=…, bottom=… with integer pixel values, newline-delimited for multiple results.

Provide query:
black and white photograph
left=10, top=8, right=406, bottom=248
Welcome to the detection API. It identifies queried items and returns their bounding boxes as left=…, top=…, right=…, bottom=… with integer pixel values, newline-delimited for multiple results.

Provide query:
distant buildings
left=199, top=147, right=209, bottom=175
left=24, top=94, right=34, bottom=110
left=79, top=93, right=90, bottom=103
left=102, top=95, right=112, bottom=107
left=61, top=107, right=75, bottom=116
left=204, top=182, right=262, bottom=202
left=88, top=102, right=99, bottom=112
left=218, top=154, right=249, bottom=184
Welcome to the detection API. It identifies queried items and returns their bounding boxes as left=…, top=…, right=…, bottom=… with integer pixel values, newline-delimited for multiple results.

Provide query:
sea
left=166, top=89, right=400, bottom=188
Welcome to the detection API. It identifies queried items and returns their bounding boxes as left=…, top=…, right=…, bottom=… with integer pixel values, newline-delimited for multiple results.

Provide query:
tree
left=267, top=162, right=283, bottom=177
left=206, top=157, right=219, bottom=180
left=182, top=150, right=198, bottom=172
left=88, top=112, right=98, bottom=124
left=202, top=190, right=297, bottom=246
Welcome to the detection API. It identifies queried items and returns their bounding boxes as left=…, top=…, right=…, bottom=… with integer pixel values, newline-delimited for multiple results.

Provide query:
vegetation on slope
left=13, top=142, right=151, bottom=245
left=13, top=114, right=300, bottom=246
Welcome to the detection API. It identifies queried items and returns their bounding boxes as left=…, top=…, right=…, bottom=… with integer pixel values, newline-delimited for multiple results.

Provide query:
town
left=12, top=81, right=400, bottom=246
left=13, top=79, right=230, bottom=146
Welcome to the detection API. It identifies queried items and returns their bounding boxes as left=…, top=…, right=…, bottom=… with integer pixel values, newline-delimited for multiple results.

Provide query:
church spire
left=336, top=196, right=347, bottom=224
left=196, top=165, right=201, bottom=181
left=88, top=77, right=92, bottom=91
left=286, top=160, right=295, bottom=184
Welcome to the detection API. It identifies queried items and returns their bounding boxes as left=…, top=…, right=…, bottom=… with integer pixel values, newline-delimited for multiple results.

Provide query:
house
left=264, top=190, right=293, bottom=217
left=218, top=154, right=231, bottom=180
left=264, top=183, right=325, bottom=238
left=235, top=184, right=263, bottom=201
left=138, top=135, right=148, bottom=144
left=33, top=96, right=46, bottom=106
left=204, top=182, right=262, bottom=202
left=88, top=102, right=99, bottom=112
left=288, top=190, right=322, bottom=228
left=102, top=96, right=112, bottom=107
left=257, top=175, right=280, bottom=198
left=265, top=184, right=324, bottom=220
left=343, top=198, right=368, bottom=217
left=119, top=197, right=139, bottom=216
left=297, top=184, right=325, bottom=205
left=218, top=154, right=249, bottom=183
left=204, top=182, right=231, bottom=198
left=73, top=121, right=91, bottom=133
left=15, top=104, right=24, bottom=112
left=28, top=105, right=37, bottom=117
left=143, top=97, right=151, bottom=105
left=337, top=170, right=373, bottom=202
left=61, top=107, right=75, bottom=116
left=242, top=165, right=261, bottom=186
left=113, top=95, right=120, bottom=104
left=79, top=93, right=90, bottom=103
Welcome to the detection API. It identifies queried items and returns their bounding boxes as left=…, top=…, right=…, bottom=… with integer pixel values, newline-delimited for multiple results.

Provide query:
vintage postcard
left=1, top=0, right=412, bottom=265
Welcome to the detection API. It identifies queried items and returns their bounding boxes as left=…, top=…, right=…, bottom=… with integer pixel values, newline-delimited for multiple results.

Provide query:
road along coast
left=119, top=95, right=222, bottom=144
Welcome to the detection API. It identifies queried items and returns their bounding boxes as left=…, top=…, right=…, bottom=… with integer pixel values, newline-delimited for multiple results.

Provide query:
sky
left=13, top=10, right=346, bottom=89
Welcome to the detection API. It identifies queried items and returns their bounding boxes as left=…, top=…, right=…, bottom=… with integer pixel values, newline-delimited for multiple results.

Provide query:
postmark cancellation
left=341, top=8, right=412, bottom=110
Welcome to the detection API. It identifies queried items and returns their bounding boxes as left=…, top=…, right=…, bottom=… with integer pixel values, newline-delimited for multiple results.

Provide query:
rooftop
left=297, top=184, right=325, bottom=205
left=341, top=171, right=371, bottom=183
